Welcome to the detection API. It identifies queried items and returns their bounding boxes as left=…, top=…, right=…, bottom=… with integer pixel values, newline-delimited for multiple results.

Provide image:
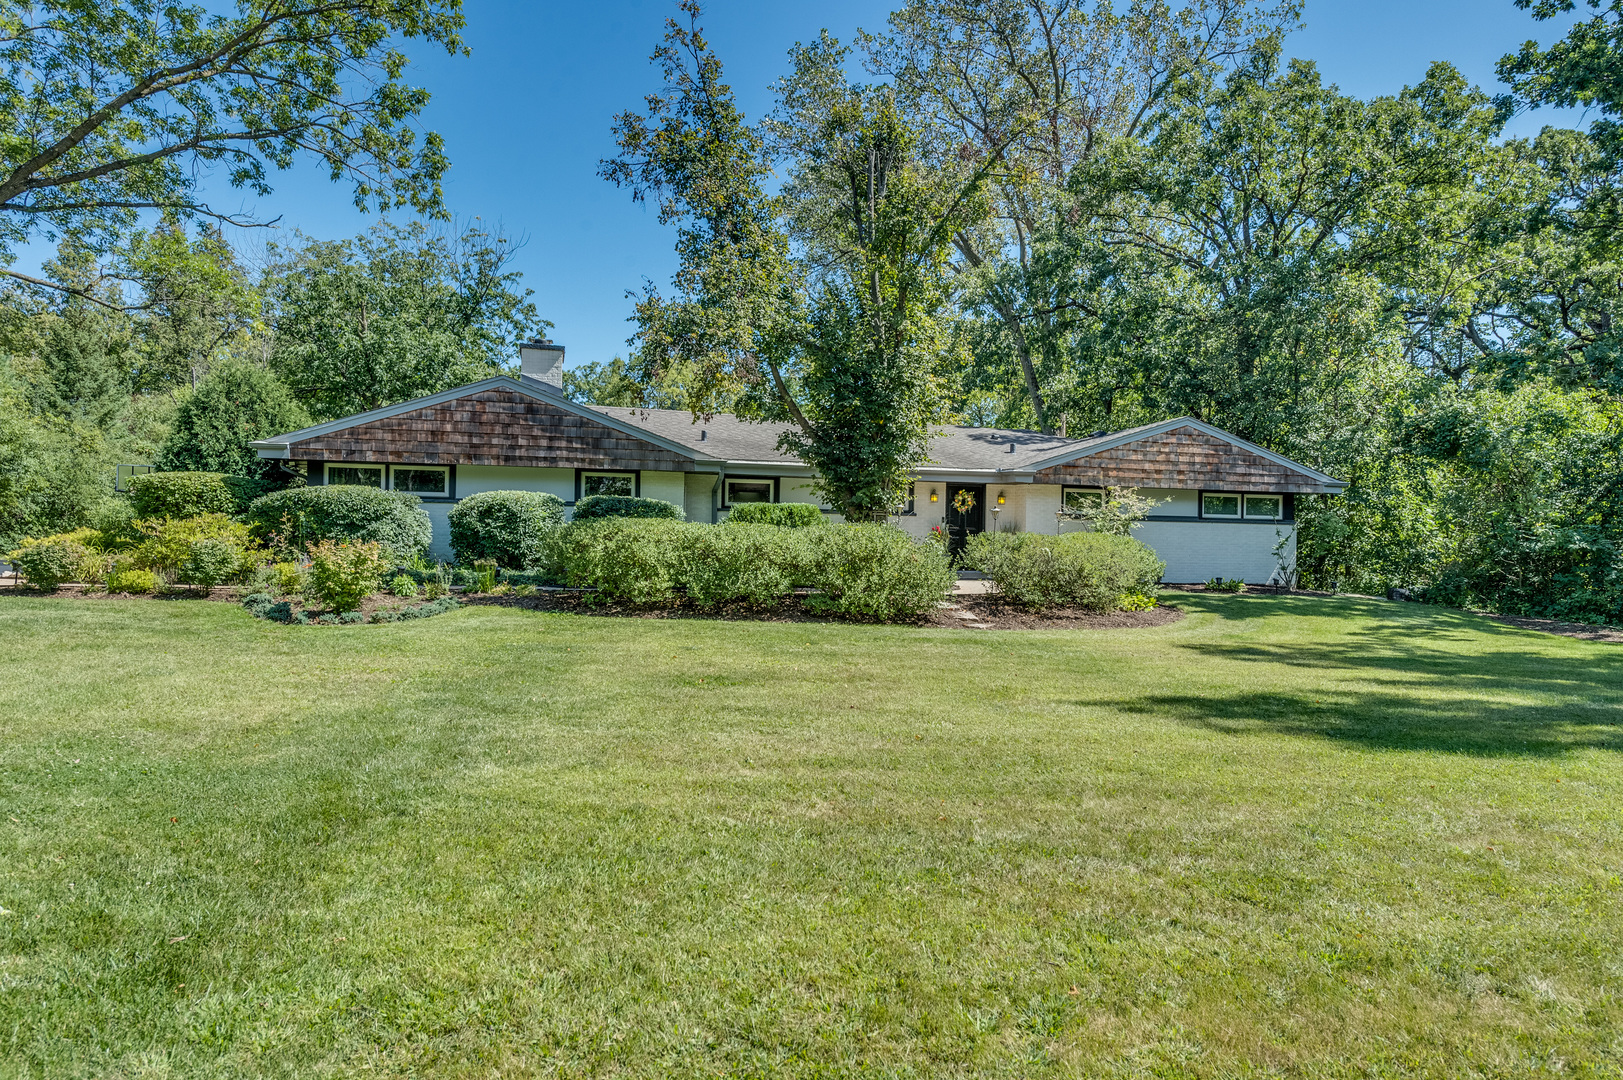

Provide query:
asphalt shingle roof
left=583, top=404, right=1132, bottom=473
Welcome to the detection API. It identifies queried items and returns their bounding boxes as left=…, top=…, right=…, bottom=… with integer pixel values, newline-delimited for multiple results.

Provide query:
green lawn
left=1, top=594, right=1619, bottom=1078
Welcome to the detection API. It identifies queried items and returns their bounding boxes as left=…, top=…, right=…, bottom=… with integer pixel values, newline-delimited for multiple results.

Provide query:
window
left=391, top=466, right=448, bottom=496
left=1202, top=493, right=1241, bottom=518
left=725, top=479, right=773, bottom=505
left=1063, top=488, right=1103, bottom=513
left=1244, top=494, right=1282, bottom=520
left=328, top=466, right=383, bottom=487
left=582, top=471, right=635, bottom=498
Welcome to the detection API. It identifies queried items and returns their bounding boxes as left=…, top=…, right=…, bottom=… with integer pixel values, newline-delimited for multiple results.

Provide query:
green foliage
left=447, top=489, right=565, bottom=568
left=263, top=222, right=550, bottom=421
left=245, top=486, right=431, bottom=562
left=551, top=520, right=685, bottom=604
left=126, top=471, right=239, bottom=519
left=176, top=538, right=243, bottom=591
left=1205, top=577, right=1247, bottom=593
left=154, top=360, right=310, bottom=479
left=1118, top=591, right=1157, bottom=611
left=679, top=523, right=806, bottom=607
left=964, top=531, right=1167, bottom=611
left=129, top=514, right=254, bottom=574
left=9, top=538, right=88, bottom=590
left=306, top=540, right=390, bottom=613
left=801, top=525, right=956, bottom=620
left=724, top=501, right=826, bottom=527
left=604, top=10, right=993, bottom=521
left=563, top=356, right=687, bottom=408
left=1059, top=487, right=1163, bottom=536
left=105, top=568, right=158, bottom=594
left=388, top=574, right=421, bottom=598
left=571, top=495, right=683, bottom=521
left=0, top=0, right=466, bottom=264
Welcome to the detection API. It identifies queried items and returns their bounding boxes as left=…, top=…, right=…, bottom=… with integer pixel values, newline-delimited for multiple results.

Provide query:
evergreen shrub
left=447, top=490, right=565, bottom=568
left=246, top=486, right=431, bottom=561
left=127, top=472, right=240, bottom=519
left=963, top=531, right=1165, bottom=611
left=724, top=502, right=825, bottom=528
left=571, top=495, right=682, bottom=521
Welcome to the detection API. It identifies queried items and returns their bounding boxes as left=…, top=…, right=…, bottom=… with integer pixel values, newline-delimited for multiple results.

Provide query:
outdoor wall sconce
left=929, top=488, right=939, bottom=503
left=996, top=491, right=1006, bottom=505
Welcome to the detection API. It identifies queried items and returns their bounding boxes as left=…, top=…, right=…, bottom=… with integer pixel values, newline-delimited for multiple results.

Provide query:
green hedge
left=448, top=490, right=565, bottom=568
left=724, top=502, right=825, bottom=528
left=127, top=472, right=238, bottom=518
left=962, top=531, right=1165, bottom=611
left=571, top=495, right=683, bottom=521
left=244, top=486, right=431, bottom=561
left=550, top=519, right=951, bottom=620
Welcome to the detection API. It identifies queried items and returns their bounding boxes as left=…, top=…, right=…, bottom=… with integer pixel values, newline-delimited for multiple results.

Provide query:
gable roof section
left=251, top=377, right=717, bottom=470
left=1028, top=418, right=1345, bottom=494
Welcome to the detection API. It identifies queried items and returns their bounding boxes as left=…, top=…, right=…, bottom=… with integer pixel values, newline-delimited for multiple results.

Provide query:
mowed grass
left=0, top=595, right=1620, bottom=1079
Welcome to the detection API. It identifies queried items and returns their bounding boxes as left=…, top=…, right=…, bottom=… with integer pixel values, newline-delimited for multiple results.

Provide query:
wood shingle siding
left=1035, top=426, right=1334, bottom=493
left=289, top=389, right=694, bottom=471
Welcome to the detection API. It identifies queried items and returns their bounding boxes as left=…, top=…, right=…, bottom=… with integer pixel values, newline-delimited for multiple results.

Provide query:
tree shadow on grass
left=1099, top=687, right=1620, bottom=756
left=1107, top=596, right=1623, bottom=756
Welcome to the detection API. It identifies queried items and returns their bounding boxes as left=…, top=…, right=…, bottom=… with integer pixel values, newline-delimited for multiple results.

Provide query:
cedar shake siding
left=1034, top=426, right=1334, bottom=494
left=288, top=389, right=694, bottom=471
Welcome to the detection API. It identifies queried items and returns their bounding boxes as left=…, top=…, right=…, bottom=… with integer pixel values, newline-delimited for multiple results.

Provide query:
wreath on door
left=952, top=489, right=977, bottom=514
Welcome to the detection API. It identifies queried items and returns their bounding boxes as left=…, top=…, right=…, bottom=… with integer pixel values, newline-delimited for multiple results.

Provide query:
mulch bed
left=1476, top=613, right=1623, bottom=643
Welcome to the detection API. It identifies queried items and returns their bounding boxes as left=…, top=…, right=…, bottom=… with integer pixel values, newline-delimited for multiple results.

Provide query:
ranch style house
left=251, top=342, right=1347, bottom=583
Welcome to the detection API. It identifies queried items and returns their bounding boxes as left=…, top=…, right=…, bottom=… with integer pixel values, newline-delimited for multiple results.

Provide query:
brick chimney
left=518, top=340, right=565, bottom=388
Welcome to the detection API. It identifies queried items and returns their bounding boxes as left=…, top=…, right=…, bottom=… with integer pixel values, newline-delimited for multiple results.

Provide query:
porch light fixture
left=996, top=491, right=1006, bottom=505
left=929, top=487, right=939, bottom=503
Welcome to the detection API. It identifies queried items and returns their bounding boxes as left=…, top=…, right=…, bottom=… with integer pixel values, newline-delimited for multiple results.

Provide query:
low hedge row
left=724, top=502, right=825, bottom=528
left=550, top=519, right=952, bottom=621
left=961, top=530, right=1165, bottom=611
left=571, top=495, right=682, bottom=521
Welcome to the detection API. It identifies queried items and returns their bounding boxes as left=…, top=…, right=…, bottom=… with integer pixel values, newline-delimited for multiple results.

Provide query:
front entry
left=944, top=484, right=985, bottom=562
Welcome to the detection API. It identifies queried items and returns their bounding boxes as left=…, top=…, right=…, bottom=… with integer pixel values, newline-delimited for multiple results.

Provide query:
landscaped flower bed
left=241, top=591, right=461, bottom=625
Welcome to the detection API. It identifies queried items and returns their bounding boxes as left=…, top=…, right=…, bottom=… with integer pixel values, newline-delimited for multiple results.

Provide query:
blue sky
left=37, top=0, right=1593, bottom=369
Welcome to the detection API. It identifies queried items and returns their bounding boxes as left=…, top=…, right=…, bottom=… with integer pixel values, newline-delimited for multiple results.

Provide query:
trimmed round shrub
left=106, top=568, right=159, bottom=594
left=10, top=540, right=89, bottom=590
left=306, top=539, right=391, bottom=613
left=962, top=531, right=1165, bottom=611
left=126, top=472, right=240, bottom=519
left=724, top=502, right=825, bottom=528
left=802, top=525, right=954, bottom=621
left=246, top=486, right=431, bottom=561
left=571, top=495, right=683, bottom=521
left=448, top=490, right=565, bottom=568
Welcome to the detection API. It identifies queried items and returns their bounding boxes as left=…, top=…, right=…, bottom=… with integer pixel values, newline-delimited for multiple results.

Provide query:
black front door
left=944, top=484, right=985, bottom=561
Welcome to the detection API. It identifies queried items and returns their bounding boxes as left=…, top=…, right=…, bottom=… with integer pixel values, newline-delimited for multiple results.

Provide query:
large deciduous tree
left=0, top=0, right=466, bottom=296
left=603, top=5, right=1000, bottom=520
left=262, top=220, right=547, bottom=421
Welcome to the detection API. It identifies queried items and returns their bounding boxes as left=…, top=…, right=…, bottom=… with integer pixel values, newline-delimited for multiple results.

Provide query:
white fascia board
left=247, top=376, right=722, bottom=464
left=1021, top=416, right=1348, bottom=491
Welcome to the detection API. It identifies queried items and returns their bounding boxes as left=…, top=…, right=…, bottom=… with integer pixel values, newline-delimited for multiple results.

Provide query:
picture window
left=392, top=467, right=448, bottom=495
left=328, top=466, right=383, bottom=488
left=1063, top=488, right=1103, bottom=512
left=1202, top=493, right=1241, bottom=518
left=725, top=479, right=773, bottom=505
left=1244, top=495, right=1282, bottom=520
left=582, top=472, right=636, bottom=498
